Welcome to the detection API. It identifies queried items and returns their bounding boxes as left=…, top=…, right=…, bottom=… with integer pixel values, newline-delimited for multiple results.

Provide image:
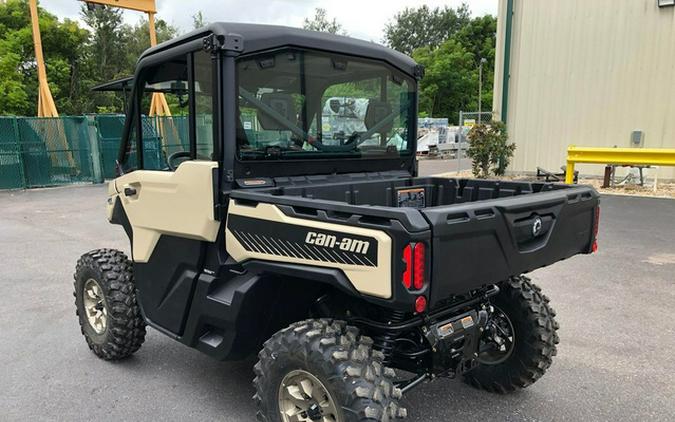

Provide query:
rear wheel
left=253, top=319, right=407, bottom=421
left=74, top=249, right=146, bottom=360
left=464, top=275, right=560, bottom=393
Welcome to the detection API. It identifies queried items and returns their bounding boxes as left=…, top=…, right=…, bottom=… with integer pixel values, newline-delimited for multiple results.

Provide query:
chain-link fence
left=0, top=118, right=24, bottom=189
left=19, top=117, right=94, bottom=187
left=0, top=115, right=197, bottom=190
left=0, top=116, right=93, bottom=189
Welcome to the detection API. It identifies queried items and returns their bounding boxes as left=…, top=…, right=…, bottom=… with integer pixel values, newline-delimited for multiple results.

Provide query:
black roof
left=140, top=22, right=419, bottom=77
left=91, top=76, right=134, bottom=92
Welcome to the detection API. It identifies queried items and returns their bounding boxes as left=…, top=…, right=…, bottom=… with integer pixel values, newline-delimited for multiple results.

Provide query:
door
left=114, top=49, right=218, bottom=335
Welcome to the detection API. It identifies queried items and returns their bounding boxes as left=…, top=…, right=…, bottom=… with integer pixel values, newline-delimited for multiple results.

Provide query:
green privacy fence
left=0, top=116, right=93, bottom=189
left=0, top=115, right=194, bottom=189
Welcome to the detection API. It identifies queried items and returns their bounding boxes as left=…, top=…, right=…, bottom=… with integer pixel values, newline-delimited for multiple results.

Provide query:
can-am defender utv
left=74, top=23, right=600, bottom=421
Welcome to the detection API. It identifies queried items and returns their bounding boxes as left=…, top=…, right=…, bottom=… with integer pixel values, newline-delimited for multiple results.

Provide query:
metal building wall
left=493, top=0, right=675, bottom=179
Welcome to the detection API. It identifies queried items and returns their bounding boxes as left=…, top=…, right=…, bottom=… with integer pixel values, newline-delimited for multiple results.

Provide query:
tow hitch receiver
left=423, top=309, right=489, bottom=376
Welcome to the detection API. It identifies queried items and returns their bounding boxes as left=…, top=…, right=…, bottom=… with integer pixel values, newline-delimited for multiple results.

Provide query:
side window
left=123, top=110, right=139, bottom=171
left=137, top=56, right=189, bottom=171
left=131, top=52, right=214, bottom=171
left=194, top=51, right=215, bottom=159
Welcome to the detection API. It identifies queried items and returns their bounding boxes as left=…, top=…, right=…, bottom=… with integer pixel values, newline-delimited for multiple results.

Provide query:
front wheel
left=464, top=275, right=560, bottom=393
left=73, top=249, right=146, bottom=360
left=253, top=319, right=407, bottom=421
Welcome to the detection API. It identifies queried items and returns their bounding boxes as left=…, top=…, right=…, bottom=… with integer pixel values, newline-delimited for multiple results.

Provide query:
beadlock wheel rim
left=278, top=369, right=340, bottom=422
left=83, top=279, right=108, bottom=334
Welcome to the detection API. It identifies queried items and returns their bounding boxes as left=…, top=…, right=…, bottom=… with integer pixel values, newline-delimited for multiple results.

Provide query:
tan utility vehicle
left=74, top=23, right=600, bottom=421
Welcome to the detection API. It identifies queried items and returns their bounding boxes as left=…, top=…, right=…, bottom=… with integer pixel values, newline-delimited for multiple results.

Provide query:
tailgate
left=421, top=186, right=599, bottom=307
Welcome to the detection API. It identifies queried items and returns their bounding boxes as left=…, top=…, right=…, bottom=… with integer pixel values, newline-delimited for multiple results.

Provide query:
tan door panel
left=115, top=161, right=219, bottom=263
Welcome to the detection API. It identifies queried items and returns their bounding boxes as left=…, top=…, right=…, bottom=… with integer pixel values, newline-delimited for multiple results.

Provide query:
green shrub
left=466, top=121, right=515, bottom=178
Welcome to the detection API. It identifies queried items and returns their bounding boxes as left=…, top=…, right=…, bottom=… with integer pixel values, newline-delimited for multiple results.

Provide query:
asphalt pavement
left=1, top=164, right=673, bottom=421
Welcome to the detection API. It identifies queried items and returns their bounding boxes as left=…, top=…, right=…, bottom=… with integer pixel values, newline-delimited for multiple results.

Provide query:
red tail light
left=403, top=242, right=429, bottom=314
left=402, top=242, right=427, bottom=290
left=402, top=245, right=412, bottom=289
left=592, top=207, right=600, bottom=253
left=413, top=243, right=426, bottom=289
left=415, top=295, right=427, bottom=313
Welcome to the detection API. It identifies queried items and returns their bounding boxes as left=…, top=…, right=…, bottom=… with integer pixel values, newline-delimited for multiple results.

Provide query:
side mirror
left=170, top=81, right=189, bottom=108
left=258, top=92, right=296, bottom=130
left=170, top=81, right=188, bottom=96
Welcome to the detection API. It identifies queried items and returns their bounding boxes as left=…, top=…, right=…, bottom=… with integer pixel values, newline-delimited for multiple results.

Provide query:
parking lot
left=1, top=163, right=674, bottom=421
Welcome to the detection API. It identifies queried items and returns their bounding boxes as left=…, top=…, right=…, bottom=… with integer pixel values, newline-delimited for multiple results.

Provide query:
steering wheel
left=167, top=151, right=212, bottom=171
left=167, top=151, right=191, bottom=171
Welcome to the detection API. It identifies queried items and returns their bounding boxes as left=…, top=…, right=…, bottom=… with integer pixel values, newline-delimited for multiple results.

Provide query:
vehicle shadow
left=114, top=332, right=532, bottom=422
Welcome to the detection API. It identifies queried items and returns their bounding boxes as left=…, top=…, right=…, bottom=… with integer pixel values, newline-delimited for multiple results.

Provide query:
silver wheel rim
left=278, top=369, right=340, bottom=422
left=83, top=279, right=108, bottom=334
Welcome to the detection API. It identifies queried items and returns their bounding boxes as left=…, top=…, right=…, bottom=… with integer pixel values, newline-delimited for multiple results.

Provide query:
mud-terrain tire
left=74, top=248, right=146, bottom=360
left=464, top=275, right=560, bottom=393
left=253, top=319, right=407, bottom=421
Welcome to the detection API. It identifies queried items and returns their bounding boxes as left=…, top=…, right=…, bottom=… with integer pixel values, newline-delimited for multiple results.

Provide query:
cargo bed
left=230, top=175, right=600, bottom=307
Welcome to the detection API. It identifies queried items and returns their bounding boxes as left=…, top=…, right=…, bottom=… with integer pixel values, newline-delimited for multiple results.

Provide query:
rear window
left=236, top=49, right=416, bottom=161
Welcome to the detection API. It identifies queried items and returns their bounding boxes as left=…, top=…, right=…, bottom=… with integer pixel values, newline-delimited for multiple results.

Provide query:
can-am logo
left=532, top=217, right=543, bottom=237
left=305, top=231, right=371, bottom=255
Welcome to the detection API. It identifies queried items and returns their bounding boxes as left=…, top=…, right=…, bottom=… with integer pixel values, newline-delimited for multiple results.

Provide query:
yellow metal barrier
left=565, top=146, right=675, bottom=184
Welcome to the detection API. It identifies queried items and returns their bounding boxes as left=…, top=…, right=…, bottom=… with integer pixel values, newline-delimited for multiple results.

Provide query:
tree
left=192, top=11, right=207, bottom=30
left=121, top=16, right=178, bottom=68
left=80, top=5, right=178, bottom=113
left=455, top=15, right=497, bottom=68
left=466, top=121, right=515, bottom=178
left=455, top=15, right=497, bottom=109
left=80, top=6, right=126, bottom=81
left=303, top=8, right=346, bottom=35
left=383, top=6, right=497, bottom=121
left=0, top=0, right=90, bottom=116
left=383, top=4, right=471, bottom=55
left=412, top=38, right=476, bottom=123
left=79, top=5, right=128, bottom=112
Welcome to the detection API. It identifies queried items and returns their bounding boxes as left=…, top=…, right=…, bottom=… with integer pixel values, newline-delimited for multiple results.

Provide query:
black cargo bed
left=230, top=176, right=600, bottom=307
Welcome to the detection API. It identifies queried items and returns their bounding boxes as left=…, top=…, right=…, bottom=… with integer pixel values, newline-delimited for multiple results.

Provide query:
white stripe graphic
left=240, top=232, right=263, bottom=253
left=285, top=241, right=308, bottom=259
left=261, top=235, right=283, bottom=255
left=252, top=234, right=274, bottom=254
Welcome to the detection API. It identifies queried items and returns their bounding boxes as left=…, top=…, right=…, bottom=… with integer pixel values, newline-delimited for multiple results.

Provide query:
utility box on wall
left=631, top=130, right=644, bottom=147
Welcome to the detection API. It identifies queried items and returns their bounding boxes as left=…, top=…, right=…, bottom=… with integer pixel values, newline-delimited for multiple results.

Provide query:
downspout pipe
left=501, top=0, right=514, bottom=123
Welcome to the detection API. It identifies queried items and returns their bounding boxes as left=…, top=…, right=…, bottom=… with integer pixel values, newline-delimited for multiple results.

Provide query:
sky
left=45, top=0, right=497, bottom=43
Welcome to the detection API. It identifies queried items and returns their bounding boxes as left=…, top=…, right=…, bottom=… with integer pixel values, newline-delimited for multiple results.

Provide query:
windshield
left=237, top=49, right=416, bottom=160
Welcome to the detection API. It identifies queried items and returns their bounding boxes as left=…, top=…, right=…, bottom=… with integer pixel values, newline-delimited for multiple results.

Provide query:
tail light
left=592, top=207, right=600, bottom=253
left=415, top=296, right=427, bottom=313
left=413, top=243, right=426, bottom=289
left=402, top=242, right=427, bottom=291
left=402, top=245, right=413, bottom=289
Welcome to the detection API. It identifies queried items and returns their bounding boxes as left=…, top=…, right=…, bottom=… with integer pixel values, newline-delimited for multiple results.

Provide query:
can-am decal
left=305, top=231, right=371, bottom=255
left=227, top=215, right=378, bottom=267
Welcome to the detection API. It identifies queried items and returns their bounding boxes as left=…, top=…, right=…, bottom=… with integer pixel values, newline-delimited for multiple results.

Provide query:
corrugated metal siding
left=494, top=0, right=675, bottom=179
